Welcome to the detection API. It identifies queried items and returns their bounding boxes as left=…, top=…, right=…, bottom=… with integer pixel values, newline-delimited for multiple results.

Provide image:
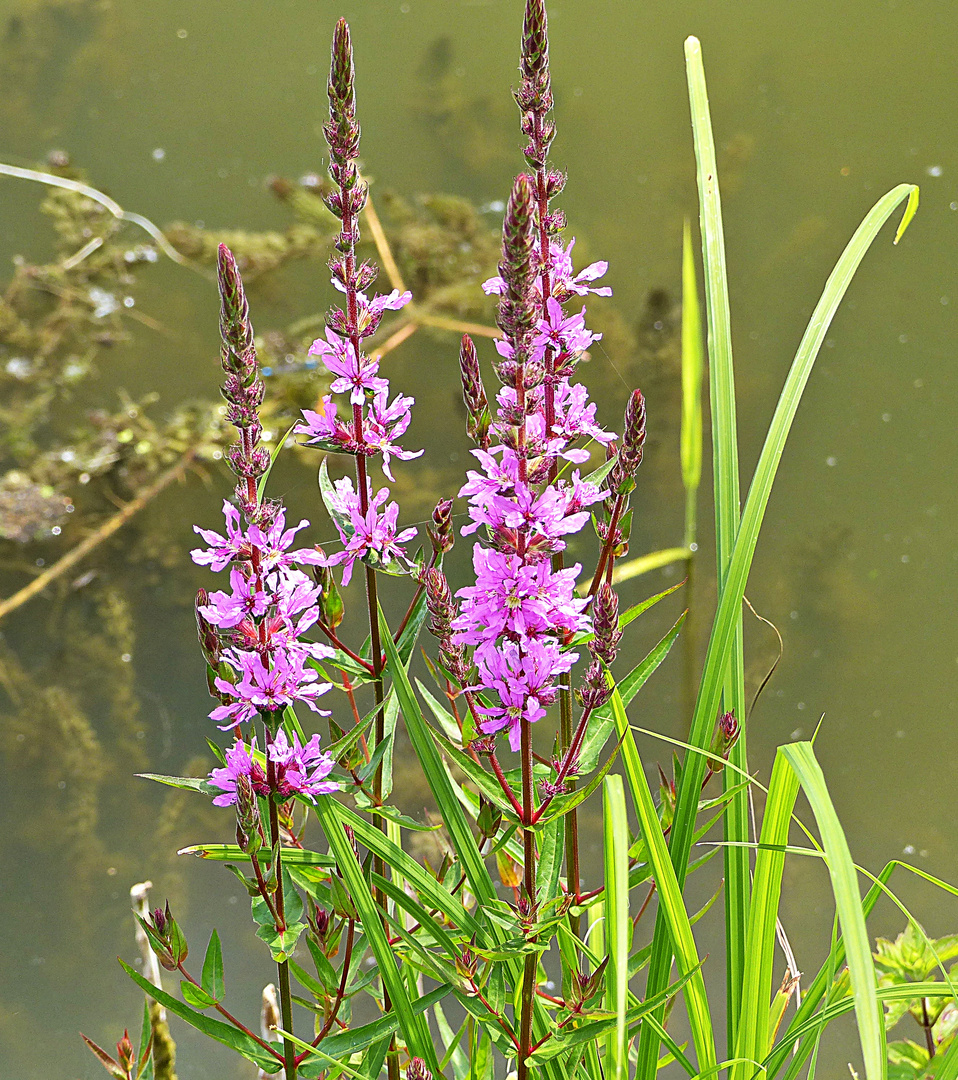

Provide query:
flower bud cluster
left=579, top=583, right=622, bottom=708
left=217, top=245, right=271, bottom=519
left=295, top=20, right=421, bottom=586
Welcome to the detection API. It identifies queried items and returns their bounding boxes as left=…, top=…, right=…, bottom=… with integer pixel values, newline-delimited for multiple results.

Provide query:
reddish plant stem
left=266, top=747, right=297, bottom=1080
left=317, top=623, right=374, bottom=673
left=339, top=197, right=397, bottom=1080
left=178, top=963, right=284, bottom=1062
left=488, top=748, right=527, bottom=820
left=518, top=715, right=538, bottom=1080
left=532, top=702, right=596, bottom=824
left=298, top=919, right=356, bottom=1060
left=588, top=492, right=625, bottom=598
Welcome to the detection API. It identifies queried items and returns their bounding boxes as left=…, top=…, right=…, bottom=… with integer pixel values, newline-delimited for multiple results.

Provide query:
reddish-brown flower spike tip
left=521, top=0, right=549, bottom=81
left=329, top=19, right=355, bottom=113
left=216, top=244, right=254, bottom=370
left=496, top=174, right=538, bottom=346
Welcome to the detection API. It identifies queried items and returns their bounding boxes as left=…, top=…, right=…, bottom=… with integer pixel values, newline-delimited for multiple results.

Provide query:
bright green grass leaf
left=603, top=775, right=630, bottom=1080
left=609, top=681, right=716, bottom=1075
left=731, top=751, right=800, bottom=1080
left=782, top=743, right=884, bottom=1080
left=314, top=794, right=440, bottom=1072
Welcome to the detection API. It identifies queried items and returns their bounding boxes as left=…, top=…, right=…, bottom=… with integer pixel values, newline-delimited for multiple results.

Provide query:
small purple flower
left=363, top=389, right=423, bottom=480
left=268, top=729, right=339, bottom=800
left=209, top=738, right=265, bottom=806
left=248, top=508, right=326, bottom=576
left=309, top=328, right=389, bottom=404
left=199, top=567, right=270, bottom=629
left=323, top=478, right=418, bottom=586
left=533, top=297, right=601, bottom=358
left=471, top=638, right=577, bottom=751
left=192, top=500, right=249, bottom=571
left=210, top=646, right=332, bottom=730
left=296, top=395, right=355, bottom=452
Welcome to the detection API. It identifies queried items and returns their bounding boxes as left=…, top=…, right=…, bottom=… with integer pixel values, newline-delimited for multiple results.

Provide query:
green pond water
left=1, top=0, right=957, bottom=1076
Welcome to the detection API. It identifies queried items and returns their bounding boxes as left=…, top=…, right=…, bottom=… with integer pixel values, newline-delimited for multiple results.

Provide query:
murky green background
left=1, top=0, right=957, bottom=1076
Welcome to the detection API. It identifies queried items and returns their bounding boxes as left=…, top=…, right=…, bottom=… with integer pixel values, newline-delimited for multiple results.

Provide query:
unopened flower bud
left=459, top=335, right=491, bottom=450
left=314, top=555, right=345, bottom=629
left=612, top=389, right=646, bottom=493
left=116, top=1031, right=135, bottom=1073
left=407, top=1058, right=433, bottom=1080
left=217, top=245, right=255, bottom=375
left=477, top=795, right=503, bottom=840
left=590, top=583, right=622, bottom=666
left=427, top=498, right=455, bottom=555
left=455, top=947, right=478, bottom=981
left=709, top=710, right=740, bottom=772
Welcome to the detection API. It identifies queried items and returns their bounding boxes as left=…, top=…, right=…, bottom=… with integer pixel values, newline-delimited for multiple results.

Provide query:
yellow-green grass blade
left=609, top=682, right=716, bottom=1075
left=609, top=546, right=690, bottom=587
left=313, top=794, right=440, bottom=1073
left=681, top=216, right=704, bottom=549
left=781, top=743, right=884, bottom=1080
left=731, top=750, right=800, bottom=1080
left=683, top=39, right=751, bottom=1060
left=603, top=774, right=631, bottom=1080
left=643, top=151, right=917, bottom=1080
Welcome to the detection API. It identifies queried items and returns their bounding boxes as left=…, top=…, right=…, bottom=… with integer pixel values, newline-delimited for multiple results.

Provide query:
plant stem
left=266, top=750, right=297, bottom=1080
left=518, top=715, right=538, bottom=1080
left=177, top=964, right=284, bottom=1062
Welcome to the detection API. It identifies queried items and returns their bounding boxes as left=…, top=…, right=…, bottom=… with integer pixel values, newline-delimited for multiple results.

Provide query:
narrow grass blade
left=314, top=795, right=440, bottom=1072
left=681, top=216, right=704, bottom=549
left=603, top=774, right=631, bottom=1080
left=609, top=683, right=716, bottom=1074
left=731, top=750, right=800, bottom=1080
left=683, top=39, right=751, bottom=1056
left=781, top=743, right=884, bottom=1080
left=609, top=546, right=689, bottom=587
left=378, top=605, right=497, bottom=911
left=644, top=46, right=917, bottom=1073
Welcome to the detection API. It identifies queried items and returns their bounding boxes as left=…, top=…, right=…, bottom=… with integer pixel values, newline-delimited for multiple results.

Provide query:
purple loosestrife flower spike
left=407, top=1059, right=433, bottom=1080
left=612, top=388, right=647, bottom=494
left=591, top=582, right=622, bottom=666
left=496, top=174, right=538, bottom=372
left=459, top=334, right=491, bottom=450
left=323, top=19, right=367, bottom=236
left=517, top=0, right=555, bottom=171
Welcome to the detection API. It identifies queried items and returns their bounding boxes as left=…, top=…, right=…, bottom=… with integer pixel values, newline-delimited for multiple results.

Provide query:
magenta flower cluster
left=452, top=224, right=614, bottom=751
left=209, top=731, right=339, bottom=807
left=295, top=287, right=421, bottom=584
left=192, top=502, right=336, bottom=732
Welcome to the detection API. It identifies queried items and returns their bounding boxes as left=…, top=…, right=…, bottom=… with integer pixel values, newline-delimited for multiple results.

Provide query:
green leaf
left=378, top=605, right=498, bottom=910
left=200, top=929, right=224, bottom=1003
left=119, top=959, right=282, bottom=1072
left=180, top=980, right=216, bottom=1010
left=640, top=33, right=919, bottom=1079
left=535, top=814, right=565, bottom=909
left=603, top=775, right=631, bottom=1080
left=730, top=751, right=800, bottom=1080
left=429, top=724, right=520, bottom=821
left=178, top=844, right=333, bottom=866
left=137, top=773, right=214, bottom=795
left=318, top=458, right=354, bottom=540
left=314, top=795, right=440, bottom=1072
left=579, top=610, right=686, bottom=772
left=256, top=421, right=297, bottom=501
left=783, top=743, right=885, bottom=1080
left=609, top=681, right=717, bottom=1075
left=893, top=185, right=919, bottom=244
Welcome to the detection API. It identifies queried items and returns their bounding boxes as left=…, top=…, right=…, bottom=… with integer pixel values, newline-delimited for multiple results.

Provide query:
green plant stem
left=518, top=715, right=537, bottom=1080
left=266, top=754, right=297, bottom=1080
left=176, top=962, right=283, bottom=1062
left=589, top=493, right=625, bottom=597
